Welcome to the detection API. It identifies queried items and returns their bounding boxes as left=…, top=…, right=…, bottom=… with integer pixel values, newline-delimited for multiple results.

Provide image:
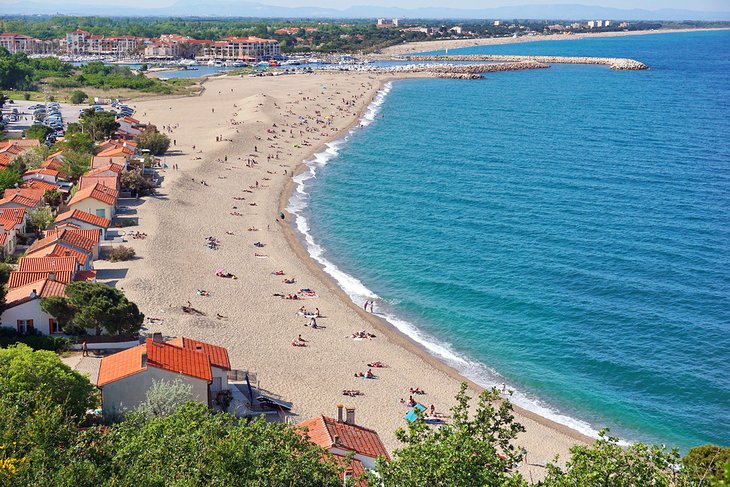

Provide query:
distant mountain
left=2, top=1, right=729, bottom=21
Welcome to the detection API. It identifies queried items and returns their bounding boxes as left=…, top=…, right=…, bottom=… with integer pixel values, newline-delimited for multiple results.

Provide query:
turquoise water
left=289, top=31, right=730, bottom=450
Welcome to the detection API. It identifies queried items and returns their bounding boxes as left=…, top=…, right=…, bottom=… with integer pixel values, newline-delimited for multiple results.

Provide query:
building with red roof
left=197, top=36, right=281, bottom=61
left=67, top=182, right=118, bottom=220
left=0, top=278, right=68, bottom=335
left=54, top=209, right=110, bottom=239
left=298, top=406, right=389, bottom=480
left=97, top=336, right=231, bottom=418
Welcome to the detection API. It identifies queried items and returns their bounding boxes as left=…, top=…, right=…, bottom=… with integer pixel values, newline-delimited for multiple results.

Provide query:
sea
left=287, top=30, right=730, bottom=451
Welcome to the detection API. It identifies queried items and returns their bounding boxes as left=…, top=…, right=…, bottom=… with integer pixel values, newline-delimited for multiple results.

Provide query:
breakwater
left=321, top=60, right=550, bottom=79
left=399, top=55, right=649, bottom=70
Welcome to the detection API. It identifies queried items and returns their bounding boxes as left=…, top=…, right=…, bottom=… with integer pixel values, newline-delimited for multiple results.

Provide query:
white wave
left=285, top=81, right=607, bottom=443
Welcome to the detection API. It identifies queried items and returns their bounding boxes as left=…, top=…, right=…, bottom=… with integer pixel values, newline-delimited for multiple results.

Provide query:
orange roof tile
left=27, top=243, right=90, bottom=267
left=9, top=270, right=74, bottom=288
left=79, top=175, right=119, bottom=190
left=45, top=228, right=100, bottom=246
left=97, top=338, right=215, bottom=387
left=298, top=416, right=389, bottom=460
left=55, top=209, right=110, bottom=229
left=167, top=337, right=231, bottom=370
left=74, top=270, right=97, bottom=282
left=97, top=344, right=146, bottom=386
left=4, top=278, right=67, bottom=309
left=24, top=168, right=60, bottom=178
left=0, top=154, right=12, bottom=167
left=22, top=180, right=60, bottom=192
left=68, top=183, right=118, bottom=207
left=332, top=454, right=367, bottom=487
left=0, top=233, right=7, bottom=245
left=18, top=256, right=77, bottom=272
left=92, top=156, right=127, bottom=169
left=86, top=163, right=124, bottom=176
left=0, top=193, right=39, bottom=208
left=4, top=188, right=45, bottom=202
left=0, top=208, right=26, bottom=225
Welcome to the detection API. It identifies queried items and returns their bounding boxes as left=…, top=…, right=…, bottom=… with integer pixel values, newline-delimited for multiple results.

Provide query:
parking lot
left=1, top=99, right=82, bottom=138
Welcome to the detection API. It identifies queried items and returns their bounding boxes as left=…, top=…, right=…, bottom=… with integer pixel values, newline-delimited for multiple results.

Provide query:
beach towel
left=405, top=403, right=427, bottom=423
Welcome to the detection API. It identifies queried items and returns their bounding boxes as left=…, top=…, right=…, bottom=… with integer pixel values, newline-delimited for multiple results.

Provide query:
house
left=0, top=192, right=43, bottom=210
left=0, top=278, right=67, bottom=335
left=67, top=182, right=118, bottom=220
left=22, top=179, right=61, bottom=194
left=43, top=228, right=101, bottom=259
left=298, top=406, right=389, bottom=482
left=117, top=117, right=145, bottom=138
left=25, top=228, right=96, bottom=269
left=0, top=207, right=26, bottom=256
left=78, top=163, right=123, bottom=192
left=22, top=168, right=60, bottom=185
left=92, top=155, right=128, bottom=170
left=54, top=209, right=111, bottom=239
left=97, top=336, right=231, bottom=418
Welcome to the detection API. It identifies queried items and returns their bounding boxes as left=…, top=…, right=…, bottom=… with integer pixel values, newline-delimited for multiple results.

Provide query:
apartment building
left=196, top=36, right=281, bottom=61
left=65, top=29, right=143, bottom=57
left=0, top=33, right=56, bottom=54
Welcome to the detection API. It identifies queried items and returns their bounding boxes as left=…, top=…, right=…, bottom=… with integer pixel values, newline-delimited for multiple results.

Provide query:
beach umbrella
left=404, top=403, right=427, bottom=423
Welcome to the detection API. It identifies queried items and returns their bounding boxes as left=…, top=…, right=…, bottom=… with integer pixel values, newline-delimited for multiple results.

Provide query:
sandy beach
left=381, top=27, right=730, bottom=55
left=91, top=71, right=592, bottom=481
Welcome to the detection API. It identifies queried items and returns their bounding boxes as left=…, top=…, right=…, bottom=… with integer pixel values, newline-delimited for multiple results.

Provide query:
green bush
left=107, top=245, right=136, bottom=262
left=134, top=131, right=170, bottom=156
left=22, top=92, right=30, bottom=100
left=0, top=327, right=70, bottom=352
left=69, top=90, right=88, bottom=104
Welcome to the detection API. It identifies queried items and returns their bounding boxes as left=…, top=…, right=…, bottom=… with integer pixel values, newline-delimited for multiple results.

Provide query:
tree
left=0, top=169, right=22, bottom=194
left=0, top=344, right=97, bottom=419
left=134, top=131, right=170, bottom=156
left=27, top=207, right=54, bottom=234
left=7, top=146, right=47, bottom=173
left=682, top=445, right=730, bottom=485
left=120, top=169, right=152, bottom=194
left=542, top=429, right=681, bottom=487
left=76, top=109, right=119, bottom=141
left=55, top=131, right=93, bottom=153
left=43, top=281, right=144, bottom=336
left=25, top=124, right=52, bottom=142
left=0, top=262, right=12, bottom=312
left=110, top=403, right=342, bottom=486
left=43, top=189, right=62, bottom=208
left=39, top=296, right=79, bottom=334
left=68, top=90, right=88, bottom=104
left=376, top=383, right=527, bottom=486
left=59, top=151, right=91, bottom=181
left=136, top=379, right=193, bottom=418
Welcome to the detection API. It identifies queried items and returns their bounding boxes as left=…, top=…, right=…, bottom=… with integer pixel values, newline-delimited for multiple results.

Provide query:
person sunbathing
left=410, top=387, right=425, bottom=395
left=216, top=313, right=228, bottom=320
left=283, top=278, right=296, bottom=284
left=248, top=227, right=259, bottom=231
left=367, top=362, right=387, bottom=368
left=272, top=270, right=285, bottom=275
left=254, top=242, right=265, bottom=248
left=197, top=289, right=210, bottom=296
left=365, top=369, right=375, bottom=379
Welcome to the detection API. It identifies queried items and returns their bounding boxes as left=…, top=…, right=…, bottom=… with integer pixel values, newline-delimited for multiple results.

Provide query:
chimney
left=29, top=289, right=37, bottom=298
left=345, top=407, right=355, bottom=425
left=152, top=332, right=164, bottom=343
left=336, top=404, right=344, bottom=423
left=333, top=435, right=340, bottom=446
left=48, top=271, right=56, bottom=281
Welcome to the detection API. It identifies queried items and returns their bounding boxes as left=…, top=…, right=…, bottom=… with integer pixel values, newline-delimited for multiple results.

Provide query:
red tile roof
left=24, top=168, right=60, bottom=178
left=55, top=209, right=110, bottom=229
left=68, top=182, right=118, bottom=207
left=21, top=180, right=59, bottom=192
left=18, top=256, right=77, bottom=272
left=86, top=163, right=124, bottom=176
left=4, top=278, right=67, bottom=309
left=74, top=270, right=97, bottom=282
left=332, top=454, right=367, bottom=487
left=167, top=337, right=231, bottom=370
left=298, top=416, right=390, bottom=460
left=0, top=154, right=13, bottom=168
left=27, top=243, right=90, bottom=267
left=0, top=208, right=25, bottom=225
left=4, top=188, right=45, bottom=202
left=9, top=270, right=74, bottom=288
left=98, top=338, right=218, bottom=387
left=45, top=228, right=101, bottom=246
left=79, top=175, right=119, bottom=191
left=0, top=193, right=39, bottom=208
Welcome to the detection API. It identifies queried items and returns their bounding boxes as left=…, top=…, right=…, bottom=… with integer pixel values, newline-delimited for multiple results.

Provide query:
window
left=49, top=319, right=61, bottom=335
left=95, top=208, right=106, bottom=218
left=17, top=319, right=34, bottom=334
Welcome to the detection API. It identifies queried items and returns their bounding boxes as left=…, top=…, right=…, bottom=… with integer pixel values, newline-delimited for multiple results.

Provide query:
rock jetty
left=401, top=55, right=649, bottom=70
left=321, top=60, right=549, bottom=79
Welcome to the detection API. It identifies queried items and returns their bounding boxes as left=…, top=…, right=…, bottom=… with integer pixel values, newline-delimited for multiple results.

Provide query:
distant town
left=0, top=15, right=723, bottom=63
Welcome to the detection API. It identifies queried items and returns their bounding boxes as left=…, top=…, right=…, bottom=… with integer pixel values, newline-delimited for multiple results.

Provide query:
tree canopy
left=134, top=131, right=170, bottom=156
left=40, top=282, right=144, bottom=336
left=73, top=109, right=120, bottom=141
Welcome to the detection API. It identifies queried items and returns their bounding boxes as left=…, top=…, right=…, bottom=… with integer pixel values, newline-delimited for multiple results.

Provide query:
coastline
left=99, top=70, right=593, bottom=482
left=381, top=27, right=730, bottom=55
left=276, top=75, right=596, bottom=446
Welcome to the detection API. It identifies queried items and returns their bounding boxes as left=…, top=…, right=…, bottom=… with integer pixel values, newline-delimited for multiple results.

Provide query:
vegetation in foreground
left=0, top=346, right=727, bottom=486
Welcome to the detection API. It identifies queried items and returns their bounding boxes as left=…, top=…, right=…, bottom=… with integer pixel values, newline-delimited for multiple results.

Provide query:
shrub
left=22, top=92, right=30, bottom=100
left=134, top=132, right=170, bottom=156
left=0, top=327, right=70, bottom=352
left=108, top=245, right=136, bottom=262
left=69, top=90, right=88, bottom=104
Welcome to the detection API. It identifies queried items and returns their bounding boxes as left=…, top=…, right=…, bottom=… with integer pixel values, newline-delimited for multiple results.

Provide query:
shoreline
left=109, top=70, right=598, bottom=481
left=276, top=75, right=596, bottom=446
left=381, top=27, right=730, bottom=55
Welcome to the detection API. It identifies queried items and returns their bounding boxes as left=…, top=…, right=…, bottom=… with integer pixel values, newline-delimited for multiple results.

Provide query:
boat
left=268, top=60, right=280, bottom=67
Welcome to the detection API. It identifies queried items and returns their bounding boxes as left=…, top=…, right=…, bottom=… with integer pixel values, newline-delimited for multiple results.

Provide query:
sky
left=1, top=0, right=728, bottom=12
